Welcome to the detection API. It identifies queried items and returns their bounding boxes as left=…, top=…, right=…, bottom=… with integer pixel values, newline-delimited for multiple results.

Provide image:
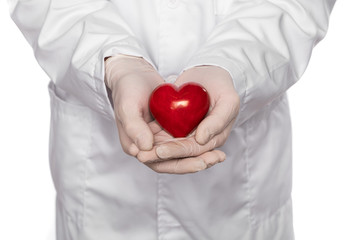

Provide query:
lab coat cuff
left=92, top=42, right=155, bottom=122
left=180, top=56, right=247, bottom=128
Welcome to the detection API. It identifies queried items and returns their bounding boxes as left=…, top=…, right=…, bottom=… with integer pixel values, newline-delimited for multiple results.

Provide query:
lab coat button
left=166, top=75, right=178, bottom=83
left=167, top=0, right=179, bottom=9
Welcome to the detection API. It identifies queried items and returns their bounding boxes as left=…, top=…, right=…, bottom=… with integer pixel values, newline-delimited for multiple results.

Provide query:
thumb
left=121, top=116, right=154, bottom=151
left=195, top=96, right=238, bottom=145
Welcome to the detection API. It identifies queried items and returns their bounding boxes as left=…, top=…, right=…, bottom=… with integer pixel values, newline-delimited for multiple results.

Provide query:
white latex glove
left=176, top=65, right=240, bottom=146
left=138, top=65, right=239, bottom=172
left=105, top=55, right=221, bottom=174
left=104, top=54, right=164, bottom=156
left=139, top=121, right=227, bottom=174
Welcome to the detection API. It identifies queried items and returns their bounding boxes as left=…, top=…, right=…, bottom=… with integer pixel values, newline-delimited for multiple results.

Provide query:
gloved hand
left=175, top=65, right=240, bottom=146
left=137, top=65, right=240, bottom=173
left=104, top=54, right=164, bottom=156
left=138, top=121, right=227, bottom=174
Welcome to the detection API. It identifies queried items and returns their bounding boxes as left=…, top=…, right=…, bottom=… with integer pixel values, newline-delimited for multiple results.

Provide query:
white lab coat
left=10, top=0, right=336, bottom=239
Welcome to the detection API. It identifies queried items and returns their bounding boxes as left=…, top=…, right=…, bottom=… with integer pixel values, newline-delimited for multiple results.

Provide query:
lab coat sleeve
left=182, top=0, right=336, bottom=128
left=9, top=0, right=154, bottom=120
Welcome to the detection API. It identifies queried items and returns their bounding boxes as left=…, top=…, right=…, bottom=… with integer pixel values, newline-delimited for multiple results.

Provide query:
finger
left=122, top=118, right=153, bottom=151
left=155, top=137, right=202, bottom=160
left=196, top=95, right=239, bottom=145
left=136, top=129, right=174, bottom=163
left=137, top=123, right=179, bottom=163
left=155, top=122, right=232, bottom=160
left=137, top=137, right=186, bottom=163
left=116, top=119, right=140, bottom=157
left=136, top=147, right=159, bottom=163
left=117, top=105, right=154, bottom=151
left=148, top=121, right=163, bottom=135
left=201, top=150, right=227, bottom=168
left=144, top=149, right=226, bottom=174
left=206, top=119, right=234, bottom=149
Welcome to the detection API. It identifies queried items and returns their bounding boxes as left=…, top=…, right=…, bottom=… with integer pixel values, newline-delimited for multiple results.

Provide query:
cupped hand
left=137, top=65, right=240, bottom=173
left=104, top=54, right=164, bottom=156
left=138, top=121, right=226, bottom=174
left=176, top=65, right=240, bottom=146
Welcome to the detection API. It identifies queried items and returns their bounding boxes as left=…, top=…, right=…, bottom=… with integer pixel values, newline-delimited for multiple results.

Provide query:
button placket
left=166, top=75, right=178, bottom=83
left=156, top=2, right=182, bottom=240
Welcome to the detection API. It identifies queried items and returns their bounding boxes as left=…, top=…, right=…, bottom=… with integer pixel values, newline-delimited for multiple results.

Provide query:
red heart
left=149, top=82, right=210, bottom=138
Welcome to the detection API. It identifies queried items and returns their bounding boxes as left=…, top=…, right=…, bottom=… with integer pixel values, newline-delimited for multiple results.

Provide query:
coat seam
left=156, top=2, right=162, bottom=240
left=56, top=195, right=76, bottom=225
left=157, top=0, right=164, bottom=77
left=157, top=173, right=163, bottom=240
left=244, top=95, right=291, bottom=231
left=244, top=120, right=257, bottom=229
left=80, top=109, right=93, bottom=231
left=261, top=197, right=292, bottom=224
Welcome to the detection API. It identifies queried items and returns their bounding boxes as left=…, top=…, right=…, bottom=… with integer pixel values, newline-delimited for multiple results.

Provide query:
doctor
left=10, top=0, right=336, bottom=239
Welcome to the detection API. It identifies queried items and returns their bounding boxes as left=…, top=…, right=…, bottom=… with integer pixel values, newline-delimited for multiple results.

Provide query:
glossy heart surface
left=149, top=82, right=210, bottom=138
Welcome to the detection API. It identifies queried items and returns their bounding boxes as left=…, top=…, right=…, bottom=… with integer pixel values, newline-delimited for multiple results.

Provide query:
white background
left=0, top=0, right=344, bottom=239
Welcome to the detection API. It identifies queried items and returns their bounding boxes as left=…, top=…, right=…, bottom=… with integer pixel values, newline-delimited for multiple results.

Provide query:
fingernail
left=196, top=160, right=207, bottom=171
left=156, top=146, right=171, bottom=159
